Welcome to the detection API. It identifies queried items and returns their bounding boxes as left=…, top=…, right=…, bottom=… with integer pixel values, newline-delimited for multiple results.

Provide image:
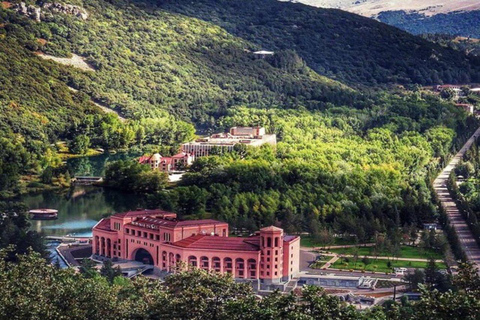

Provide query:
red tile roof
left=94, top=218, right=111, bottom=231
left=283, top=235, right=299, bottom=242
left=138, top=155, right=152, bottom=164
left=128, top=216, right=226, bottom=230
left=172, top=235, right=260, bottom=251
left=113, top=209, right=176, bottom=219
left=171, top=152, right=190, bottom=159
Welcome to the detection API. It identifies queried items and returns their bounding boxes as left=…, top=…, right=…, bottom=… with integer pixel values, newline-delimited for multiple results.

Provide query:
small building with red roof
left=138, top=152, right=194, bottom=173
left=92, top=209, right=300, bottom=287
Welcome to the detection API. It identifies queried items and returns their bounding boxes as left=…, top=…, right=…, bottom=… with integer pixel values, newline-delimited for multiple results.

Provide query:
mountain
left=0, top=0, right=478, bottom=158
left=377, top=10, right=480, bottom=38
left=159, top=0, right=480, bottom=86
left=287, top=0, right=480, bottom=37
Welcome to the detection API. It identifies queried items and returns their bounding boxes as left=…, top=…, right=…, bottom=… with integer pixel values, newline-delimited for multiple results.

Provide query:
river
left=19, top=153, right=147, bottom=237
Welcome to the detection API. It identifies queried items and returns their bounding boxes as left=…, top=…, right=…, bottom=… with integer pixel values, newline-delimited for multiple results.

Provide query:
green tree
left=69, top=134, right=91, bottom=155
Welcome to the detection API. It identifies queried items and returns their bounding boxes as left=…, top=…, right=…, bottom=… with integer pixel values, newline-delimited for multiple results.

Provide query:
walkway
left=300, top=243, right=375, bottom=251
left=323, top=253, right=442, bottom=263
left=433, top=127, right=480, bottom=270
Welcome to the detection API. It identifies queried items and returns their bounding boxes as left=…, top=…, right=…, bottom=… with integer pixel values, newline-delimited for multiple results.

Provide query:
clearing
left=35, top=52, right=95, bottom=72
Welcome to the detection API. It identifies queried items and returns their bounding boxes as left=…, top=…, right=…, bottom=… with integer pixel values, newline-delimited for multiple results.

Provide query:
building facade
left=92, top=209, right=300, bottom=284
left=181, top=126, right=277, bottom=157
left=138, top=152, right=195, bottom=173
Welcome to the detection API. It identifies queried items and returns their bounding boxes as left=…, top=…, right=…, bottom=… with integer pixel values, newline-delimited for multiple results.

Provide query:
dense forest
left=422, top=34, right=480, bottom=58
left=158, top=0, right=480, bottom=86
left=141, top=98, right=478, bottom=239
left=378, top=10, right=480, bottom=39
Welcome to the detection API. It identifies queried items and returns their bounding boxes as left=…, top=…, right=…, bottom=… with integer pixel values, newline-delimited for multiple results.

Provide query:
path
left=322, top=253, right=442, bottom=263
left=433, top=127, right=480, bottom=270
left=322, top=255, right=340, bottom=269
left=67, top=86, right=126, bottom=122
left=301, top=243, right=375, bottom=251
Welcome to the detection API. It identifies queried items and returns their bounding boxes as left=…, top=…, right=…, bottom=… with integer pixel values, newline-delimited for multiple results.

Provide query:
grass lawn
left=327, top=245, right=443, bottom=260
left=301, top=236, right=360, bottom=248
left=332, top=258, right=447, bottom=273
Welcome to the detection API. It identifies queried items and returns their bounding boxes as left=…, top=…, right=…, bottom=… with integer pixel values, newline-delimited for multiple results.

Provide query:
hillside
left=1, top=1, right=356, bottom=122
left=285, top=0, right=480, bottom=38
left=314, top=0, right=480, bottom=17
left=378, top=10, right=480, bottom=38
left=160, top=0, right=480, bottom=86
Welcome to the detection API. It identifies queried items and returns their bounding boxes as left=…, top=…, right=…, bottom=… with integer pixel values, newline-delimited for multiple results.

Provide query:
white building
left=181, top=126, right=277, bottom=157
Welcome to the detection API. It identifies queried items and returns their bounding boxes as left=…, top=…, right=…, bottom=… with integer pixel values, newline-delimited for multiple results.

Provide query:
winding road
left=433, top=127, right=480, bottom=270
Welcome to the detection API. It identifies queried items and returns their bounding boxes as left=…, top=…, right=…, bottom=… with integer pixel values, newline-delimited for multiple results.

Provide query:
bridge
left=73, top=176, right=103, bottom=185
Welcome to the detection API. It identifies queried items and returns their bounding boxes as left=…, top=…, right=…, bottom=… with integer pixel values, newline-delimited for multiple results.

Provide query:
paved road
left=433, top=127, right=480, bottom=270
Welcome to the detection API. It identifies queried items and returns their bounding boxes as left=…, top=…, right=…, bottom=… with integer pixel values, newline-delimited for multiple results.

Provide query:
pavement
left=433, top=127, right=480, bottom=271
left=300, top=249, right=404, bottom=280
left=322, top=253, right=443, bottom=263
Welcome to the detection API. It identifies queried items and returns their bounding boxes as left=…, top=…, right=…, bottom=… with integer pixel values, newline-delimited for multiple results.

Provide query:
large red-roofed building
left=92, top=209, right=300, bottom=286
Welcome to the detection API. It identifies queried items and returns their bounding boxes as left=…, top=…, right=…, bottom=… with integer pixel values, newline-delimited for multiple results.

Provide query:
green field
left=327, top=245, right=443, bottom=260
left=332, top=258, right=446, bottom=273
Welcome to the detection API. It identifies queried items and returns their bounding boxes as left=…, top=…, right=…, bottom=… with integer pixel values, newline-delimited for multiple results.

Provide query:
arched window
left=200, top=256, right=209, bottom=270
left=188, top=256, right=197, bottom=268
left=212, top=257, right=221, bottom=271
left=224, top=257, right=233, bottom=273
left=267, top=237, right=272, bottom=247
left=235, top=258, right=245, bottom=278
left=247, top=259, right=257, bottom=279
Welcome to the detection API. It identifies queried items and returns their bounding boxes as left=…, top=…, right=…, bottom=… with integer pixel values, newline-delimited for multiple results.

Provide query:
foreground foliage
left=1, top=249, right=479, bottom=320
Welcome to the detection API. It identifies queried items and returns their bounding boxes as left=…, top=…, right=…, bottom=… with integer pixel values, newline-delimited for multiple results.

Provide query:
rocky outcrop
left=14, top=2, right=41, bottom=21
left=13, top=2, right=88, bottom=21
left=42, top=2, right=88, bottom=20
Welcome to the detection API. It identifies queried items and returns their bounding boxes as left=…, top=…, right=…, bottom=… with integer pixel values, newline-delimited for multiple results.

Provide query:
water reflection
left=20, top=186, right=147, bottom=237
left=67, top=152, right=141, bottom=177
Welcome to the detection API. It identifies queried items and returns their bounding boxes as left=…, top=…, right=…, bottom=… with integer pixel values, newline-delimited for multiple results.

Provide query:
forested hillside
left=0, top=2, right=355, bottom=125
left=158, top=0, right=480, bottom=86
left=378, top=10, right=480, bottom=39
left=1, top=0, right=480, bottom=239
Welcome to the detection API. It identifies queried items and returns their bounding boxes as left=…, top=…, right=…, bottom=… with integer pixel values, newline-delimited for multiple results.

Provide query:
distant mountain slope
left=378, top=10, right=480, bottom=38
left=284, top=0, right=480, bottom=38
left=159, top=0, right=480, bottom=86
left=289, top=0, right=480, bottom=16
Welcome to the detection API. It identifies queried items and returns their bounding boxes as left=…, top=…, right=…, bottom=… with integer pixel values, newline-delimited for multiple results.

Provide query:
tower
left=260, top=226, right=283, bottom=283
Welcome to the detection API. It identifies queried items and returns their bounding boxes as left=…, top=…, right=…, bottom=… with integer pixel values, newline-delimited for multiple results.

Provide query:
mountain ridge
left=284, top=0, right=480, bottom=37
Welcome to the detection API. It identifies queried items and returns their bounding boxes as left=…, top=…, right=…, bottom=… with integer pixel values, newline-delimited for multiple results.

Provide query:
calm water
left=67, top=152, right=141, bottom=177
left=21, top=186, right=148, bottom=237
left=20, top=153, right=146, bottom=237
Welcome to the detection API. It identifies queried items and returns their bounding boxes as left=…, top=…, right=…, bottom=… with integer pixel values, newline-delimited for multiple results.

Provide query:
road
left=433, top=127, right=480, bottom=270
